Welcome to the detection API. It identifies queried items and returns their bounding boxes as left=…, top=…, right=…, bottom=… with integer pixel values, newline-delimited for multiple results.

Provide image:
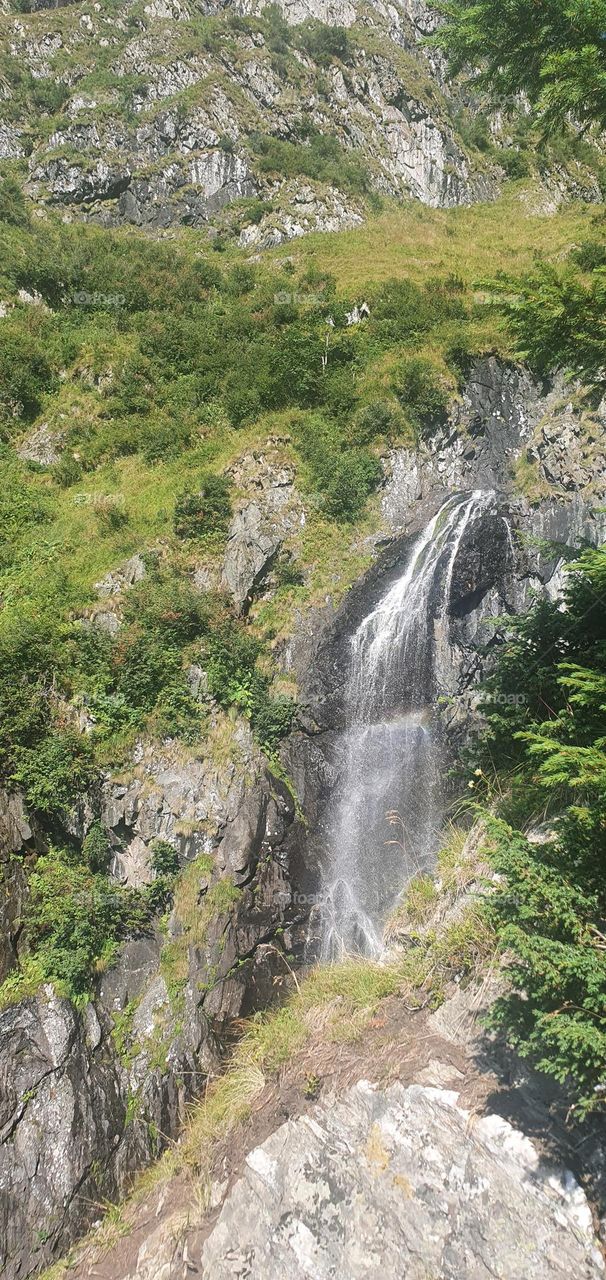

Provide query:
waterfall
left=319, top=490, right=495, bottom=960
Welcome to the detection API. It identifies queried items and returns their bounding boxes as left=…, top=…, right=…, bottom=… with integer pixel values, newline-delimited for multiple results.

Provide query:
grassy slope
left=3, top=189, right=596, bottom=638
left=282, top=188, right=596, bottom=289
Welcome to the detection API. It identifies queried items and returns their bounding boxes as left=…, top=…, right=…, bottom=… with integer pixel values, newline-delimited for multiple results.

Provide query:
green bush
left=298, top=21, right=352, bottom=66
left=173, top=473, right=232, bottom=539
left=82, top=821, right=111, bottom=873
left=572, top=240, right=606, bottom=271
left=122, top=577, right=211, bottom=646
left=148, top=838, right=180, bottom=909
left=205, top=624, right=296, bottom=751
left=236, top=197, right=273, bottom=226
left=392, top=356, right=449, bottom=434
left=0, top=176, right=29, bottom=228
left=323, top=452, right=381, bottom=521
left=0, top=325, right=55, bottom=420
left=5, top=844, right=151, bottom=1001
left=350, top=401, right=404, bottom=446
left=293, top=412, right=380, bottom=521
left=140, top=418, right=192, bottom=464
left=251, top=130, right=369, bottom=196
left=225, top=385, right=262, bottom=427
left=499, top=147, right=531, bottom=179
left=11, top=730, right=96, bottom=817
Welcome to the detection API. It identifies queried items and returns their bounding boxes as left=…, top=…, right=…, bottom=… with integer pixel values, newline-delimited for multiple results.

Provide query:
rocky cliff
left=2, top=353, right=606, bottom=1277
left=0, top=0, right=603, bottom=244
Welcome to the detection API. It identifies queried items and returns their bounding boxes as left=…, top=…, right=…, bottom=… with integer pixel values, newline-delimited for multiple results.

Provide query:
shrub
left=114, top=634, right=182, bottom=714
left=500, top=147, right=531, bottom=179
left=392, top=356, right=449, bottom=435
left=82, top=821, right=111, bottom=873
left=53, top=454, right=84, bottom=488
left=11, top=730, right=96, bottom=817
left=205, top=624, right=296, bottom=751
left=236, top=197, right=273, bottom=226
left=173, top=473, right=232, bottom=539
left=322, top=451, right=381, bottom=521
left=225, top=385, right=262, bottom=428
left=0, top=614, right=59, bottom=780
left=572, top=240, right=606, bottom=271
left=369, top=278, right=431, bottom=344
left=148, top=838, right=180, bottom=909
left=123, top=577, right=211, bottom=646
left=5, top=844, right=151, bottom=1001
left=350, top=401, right=404, bottom=446
left=150, top=839, right=180, bottom=878
left=0, top=326, right=54, bottom=420
left=0, top=176, right=29, bottom=228
left=140, top=418, right=191, bottom=464
left=251, top=131, right=369, bottom=196
left=298, top=21, right=353, bottom=66
left=93, top=497, right=129, bottom=532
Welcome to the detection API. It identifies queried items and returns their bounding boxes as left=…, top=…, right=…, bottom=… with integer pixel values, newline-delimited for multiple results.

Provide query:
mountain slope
left=0, top=0, right=604, bottom=244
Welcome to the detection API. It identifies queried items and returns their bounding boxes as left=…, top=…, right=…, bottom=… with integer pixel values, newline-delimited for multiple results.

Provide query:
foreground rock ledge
left=133, top=1082, right=604, bottom=1279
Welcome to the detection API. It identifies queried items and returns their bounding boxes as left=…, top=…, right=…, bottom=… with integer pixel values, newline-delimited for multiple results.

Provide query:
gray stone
left=199, top=1082, right=603, bottom=1280
left=16, top=423, right=64, bottom=465
left=95, top=552, right=146, bottom=598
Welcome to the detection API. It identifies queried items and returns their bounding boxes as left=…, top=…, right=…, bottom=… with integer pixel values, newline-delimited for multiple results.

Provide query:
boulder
left=16, top=423, right=64, bottom=465
left=199, top=1081, right=603, bottom=1280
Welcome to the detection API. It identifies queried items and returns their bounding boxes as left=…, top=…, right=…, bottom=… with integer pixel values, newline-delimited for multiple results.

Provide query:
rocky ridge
left=1, top=0, right=603, bottom=241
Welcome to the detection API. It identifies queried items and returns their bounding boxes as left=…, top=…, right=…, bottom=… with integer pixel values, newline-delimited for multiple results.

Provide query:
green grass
left=284, top=189, right=598, bottom=293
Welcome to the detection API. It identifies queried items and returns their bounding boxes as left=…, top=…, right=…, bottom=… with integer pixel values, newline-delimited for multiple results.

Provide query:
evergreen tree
left=435, top=0, right=606, bottom=131
left=472, top=549, right=606, bottom=1113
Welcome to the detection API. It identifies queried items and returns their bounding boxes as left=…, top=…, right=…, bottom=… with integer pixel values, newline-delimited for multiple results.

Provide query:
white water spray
left=319, top=490, right=495, bottom=959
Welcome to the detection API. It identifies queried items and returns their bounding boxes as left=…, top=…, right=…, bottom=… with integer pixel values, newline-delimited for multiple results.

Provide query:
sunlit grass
left=282, top=187, right=596, bottom=292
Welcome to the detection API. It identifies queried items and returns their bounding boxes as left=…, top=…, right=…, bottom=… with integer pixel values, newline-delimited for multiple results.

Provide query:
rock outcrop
left=0, top=752, right=310, bottom=1280
left=222, top=449, right=305, bottom=613
left=126, top=1082, right=605, bottom=1279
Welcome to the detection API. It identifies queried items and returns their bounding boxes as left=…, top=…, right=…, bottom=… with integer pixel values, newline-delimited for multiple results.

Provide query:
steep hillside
left=2, top=0, right=606, bottom=1276
left=0, top=0, right=604, bottom=243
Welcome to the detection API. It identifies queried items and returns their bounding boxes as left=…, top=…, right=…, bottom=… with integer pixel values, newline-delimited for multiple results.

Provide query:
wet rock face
left=197, top=1082, right=603, bottom=1280
left=286, top=359, right=606, bottom=896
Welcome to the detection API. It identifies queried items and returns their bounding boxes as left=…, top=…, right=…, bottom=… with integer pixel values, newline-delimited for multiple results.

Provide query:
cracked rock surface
left=144, top=1081, right=604, bottom=1279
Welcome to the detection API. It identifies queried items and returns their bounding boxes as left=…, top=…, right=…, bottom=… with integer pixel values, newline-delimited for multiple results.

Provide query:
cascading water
left=319, top=490, right=496, bottom=960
